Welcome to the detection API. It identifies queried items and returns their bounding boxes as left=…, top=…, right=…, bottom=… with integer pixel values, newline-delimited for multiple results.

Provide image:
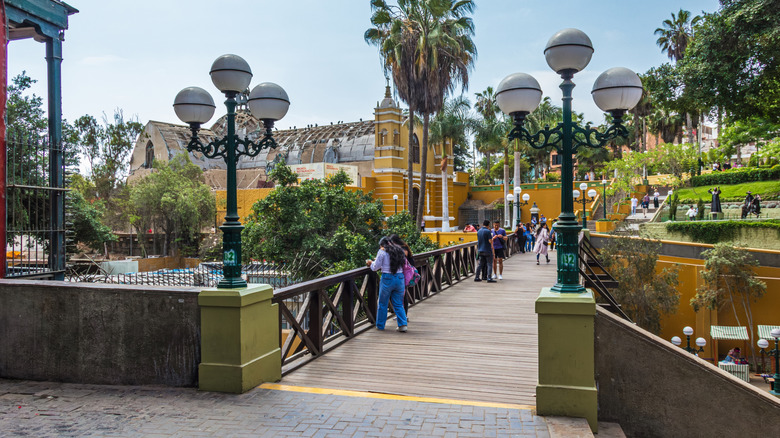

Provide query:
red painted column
left=0, top=2, right=7, bottom=277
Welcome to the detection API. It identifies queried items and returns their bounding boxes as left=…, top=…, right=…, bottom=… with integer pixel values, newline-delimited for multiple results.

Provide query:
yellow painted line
left=259, top=383, right=535, bottom=411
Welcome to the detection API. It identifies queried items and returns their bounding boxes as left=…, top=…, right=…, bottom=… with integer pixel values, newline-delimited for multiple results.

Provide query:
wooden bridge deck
left=280, top=251, right=558, bottom=406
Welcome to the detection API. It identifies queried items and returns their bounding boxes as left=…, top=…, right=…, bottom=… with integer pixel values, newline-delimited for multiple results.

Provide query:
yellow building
left=129, top=87, right=469, bottom=230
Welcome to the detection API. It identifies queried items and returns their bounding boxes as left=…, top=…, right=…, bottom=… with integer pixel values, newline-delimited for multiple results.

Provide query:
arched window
left=393, top=129, right=400, bottom=145
left=380, top=129, right=387, bottom=146
left=144, top=142, right=154, bottom=168
left=411, top=134, right=420, bottom=164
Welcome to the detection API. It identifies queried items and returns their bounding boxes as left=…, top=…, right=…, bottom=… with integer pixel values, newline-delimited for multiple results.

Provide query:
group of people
left=366, top=234, right=415, bottom=333
left=631, top=190, right=661, bottom=218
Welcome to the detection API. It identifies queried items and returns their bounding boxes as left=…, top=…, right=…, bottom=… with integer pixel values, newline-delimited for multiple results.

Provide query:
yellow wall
left=422, top=231, right=479, bottom=247
left=594, top=235, right=780, bottom=365
left=215, top=188, right=274, bottom=225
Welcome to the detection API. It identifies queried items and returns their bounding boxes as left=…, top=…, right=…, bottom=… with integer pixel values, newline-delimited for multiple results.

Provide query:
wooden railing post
left=309, top=290, right=323, bottom=355
left=367, top=271, right=378, bottom=322
left=342, top=279, right=355, bottom=337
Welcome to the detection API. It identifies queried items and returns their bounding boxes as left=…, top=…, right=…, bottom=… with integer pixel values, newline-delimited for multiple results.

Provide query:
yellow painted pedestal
left=198, top=284, right=281, bottom=393
left=535, top=287, right=598, bottom=433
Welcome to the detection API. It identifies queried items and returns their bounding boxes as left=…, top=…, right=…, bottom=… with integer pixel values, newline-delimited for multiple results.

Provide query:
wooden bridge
left=272, top=238, right=558, bottom=406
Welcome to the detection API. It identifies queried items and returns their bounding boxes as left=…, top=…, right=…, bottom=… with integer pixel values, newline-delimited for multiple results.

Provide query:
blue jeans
left=377, top=272, right=407, bottom=329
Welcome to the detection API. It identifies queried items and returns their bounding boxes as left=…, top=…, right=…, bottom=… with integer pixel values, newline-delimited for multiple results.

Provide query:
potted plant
left=595, top=219, right=616, bottom=232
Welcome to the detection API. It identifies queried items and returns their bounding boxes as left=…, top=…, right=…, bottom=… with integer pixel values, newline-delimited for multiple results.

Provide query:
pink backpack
left=403, top=259, right=421, bottom=287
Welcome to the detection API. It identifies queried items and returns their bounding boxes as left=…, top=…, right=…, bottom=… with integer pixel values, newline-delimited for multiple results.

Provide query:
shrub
left=689, top=165, right=780, bottom=187
left=696, top=198, right=706, bottom=220
left=668, top=192, right=679, bottom=221
left=665, top=220, right=780, bottom=244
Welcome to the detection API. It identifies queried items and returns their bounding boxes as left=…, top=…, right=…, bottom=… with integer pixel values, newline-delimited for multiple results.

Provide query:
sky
left=8, top=0, right=722, bottom=131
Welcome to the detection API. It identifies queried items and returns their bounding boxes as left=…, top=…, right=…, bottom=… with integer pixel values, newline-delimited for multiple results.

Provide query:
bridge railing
left=273, top=233, right=518, bottom=374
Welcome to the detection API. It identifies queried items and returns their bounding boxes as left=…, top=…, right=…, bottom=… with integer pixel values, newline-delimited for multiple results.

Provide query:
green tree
left=68, top=190, right=116, bottom=253
left=243, top=164, right=385, bottom=278
left=691, top=244, right=767, bottom=365
left=718, top=117, right=780, bottom=166
left=5, top=72, right=48, bottom=137
left=681, top=0, right=780, bottom=124
left=128, top=154, right=215, bottom=257
left=655, top=9, right=702, bottom=62
left=429, top=95, right=473, bottom=171
left=600, top=237, right=680, bottom=334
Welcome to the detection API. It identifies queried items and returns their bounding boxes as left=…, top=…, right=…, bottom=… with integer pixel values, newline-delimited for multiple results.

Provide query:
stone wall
left=595, top=307, right=780, bottom=437
left=639, top=221, right=780, bottom=251
left=0, top=280, right=201, bottom=386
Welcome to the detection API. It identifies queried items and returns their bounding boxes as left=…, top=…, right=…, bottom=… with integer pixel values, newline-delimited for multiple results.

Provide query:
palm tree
left=654, top=9, right=702, bottom=63
left=522, top=97, right=562, bottom=180
left=430, top=95, right=472, bottom=168
left=655, top=9, right=702, bottom=144
left=366, top=0, right=476, bottom=227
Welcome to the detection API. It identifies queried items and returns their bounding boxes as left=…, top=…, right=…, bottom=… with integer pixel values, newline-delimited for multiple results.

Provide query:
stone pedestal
left=536, top=287, right=598, bottom=433
left=710, top=212, right=724, bottom=220
left=198, top=284, right=281, bottom=393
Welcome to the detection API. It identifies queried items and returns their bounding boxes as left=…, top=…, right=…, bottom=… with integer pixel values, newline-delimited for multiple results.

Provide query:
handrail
left=274, top=233, right=518, bottom=374
left=578, top=236, right=632, bottom=322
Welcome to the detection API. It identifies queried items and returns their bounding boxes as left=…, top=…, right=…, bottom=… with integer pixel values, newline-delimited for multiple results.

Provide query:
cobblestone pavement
left=0, top=379, right=549, bottom=437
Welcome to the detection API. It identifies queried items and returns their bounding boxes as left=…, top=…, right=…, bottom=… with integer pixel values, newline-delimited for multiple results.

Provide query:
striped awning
left=758, top=325, right=780, bottom=340
left=710, top=326, right=749, bottom=340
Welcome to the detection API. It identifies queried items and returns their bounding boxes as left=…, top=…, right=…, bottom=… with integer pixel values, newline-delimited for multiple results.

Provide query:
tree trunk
left=416, top=113, right=429, bottom=228
left=686, top=113, right=693, bottom=145
left=407, top=107, right=415, bottom=219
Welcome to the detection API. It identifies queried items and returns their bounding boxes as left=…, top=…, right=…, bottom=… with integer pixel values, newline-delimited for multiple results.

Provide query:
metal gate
left=5, top=132, right=66, bottom=279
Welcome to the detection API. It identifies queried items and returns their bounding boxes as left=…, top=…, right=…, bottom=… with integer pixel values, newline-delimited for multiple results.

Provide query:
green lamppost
left=174, top=54, right=290, bottom=289
left=671, top=326, right=706, bottom=355
left=763, top=329, right=780, bottom=396
left=393, top=194, right=399, bottom=215
left=574, top=183, right=598, bottom=229
left=496, top=29, right=642, bottom=294
left=601, top=179, right=608, bottom=219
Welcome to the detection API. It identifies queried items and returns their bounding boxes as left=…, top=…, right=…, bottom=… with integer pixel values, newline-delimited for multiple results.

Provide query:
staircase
left=578, top=235, right=632, bottom=322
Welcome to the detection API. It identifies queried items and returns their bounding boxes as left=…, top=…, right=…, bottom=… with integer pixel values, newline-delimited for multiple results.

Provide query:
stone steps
left=546, top=417, right=626, bottom=437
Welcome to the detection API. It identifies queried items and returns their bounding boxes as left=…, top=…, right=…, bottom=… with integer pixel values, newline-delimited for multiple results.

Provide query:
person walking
left=514, top=222, right=526, bottom=254
left=367, top=236, right=408, bottom=332
left=475, top=220, right=496, bottom=283
left=642, top=194, right=650, bottom=218
left=491, top=220, right=507, bottom=280
left=549, top=220, right=557, bottom=251
left=630, top=196, right=638, bottom=216
left=653, top=189, right=660, bottom=209
left=389, top=234, right=414, bottom=317
left=534, top=223, right=550, bottom=265
left=527, top=222, right=536, bottom=252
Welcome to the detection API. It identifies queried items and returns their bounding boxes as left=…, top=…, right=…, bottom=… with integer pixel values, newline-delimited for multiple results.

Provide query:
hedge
left=665, top=219, right=780, bottom=244
left=689, top=165, right=780, bottom=187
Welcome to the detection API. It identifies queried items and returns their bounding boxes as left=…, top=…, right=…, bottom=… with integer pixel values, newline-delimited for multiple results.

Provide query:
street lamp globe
left=210, top=54, right=253, bottom=94
left=248, top=82, right=290, bottom=122
left=579, top=182, right=588, bottom=191
left=591, top=67, right=643, bottom=115
left=514, top=186, right=522, bottom=195
left=173, top=86, right=216, bottom=125
left=507, top=193, right=515, bottom=202
left=522, top=193, right=530, bottom=202
left=496, top=73, right=543, bottom=118
left=544, top=28, right=594, bottom=74
left=588, top=189, right=598, bottom=198
left=683, top=326, right=694, bottom=336
left=696, top=337, right=707, bottom=348
left=758, top=339, right=770, bottom=349
left=393, top=194, right=399, bottom=201
left=772, top=328, right=780, bottom=338
left=573, top=190, right=580, bottom=199
left=671, top=336, right=682, bottom=346
left=602, top=179, right=607, bottom=185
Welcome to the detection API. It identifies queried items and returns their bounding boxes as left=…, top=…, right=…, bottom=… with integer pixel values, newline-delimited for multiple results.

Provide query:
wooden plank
left=281, top=252, right=558, bottom=406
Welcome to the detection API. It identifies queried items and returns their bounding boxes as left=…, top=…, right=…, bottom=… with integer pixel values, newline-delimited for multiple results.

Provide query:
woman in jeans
left=366, top=236, right=408, bottom=332
left=389, top=234, right=414, bottom=317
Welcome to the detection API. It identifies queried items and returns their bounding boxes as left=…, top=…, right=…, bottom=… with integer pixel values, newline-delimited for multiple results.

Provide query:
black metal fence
left=5, top=132, right=66, bottom=279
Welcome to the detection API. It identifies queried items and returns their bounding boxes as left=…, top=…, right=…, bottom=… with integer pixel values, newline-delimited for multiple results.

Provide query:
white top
left=631, top=198, right=638, bottom=207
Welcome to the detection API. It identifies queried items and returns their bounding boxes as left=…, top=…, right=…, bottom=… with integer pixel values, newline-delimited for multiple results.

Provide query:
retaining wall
left=595, top=307, right=780, bottom=437
left=0, top=280, right=201, bottom=386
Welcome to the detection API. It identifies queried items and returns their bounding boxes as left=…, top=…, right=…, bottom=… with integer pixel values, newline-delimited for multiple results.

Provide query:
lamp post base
left=535, top=287, right=598, bottom=433
left=550, top=220, right=585, bottom=294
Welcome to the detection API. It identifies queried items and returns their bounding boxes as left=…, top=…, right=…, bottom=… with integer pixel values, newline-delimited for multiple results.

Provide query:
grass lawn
left=675, top=180, right=780, bottom=202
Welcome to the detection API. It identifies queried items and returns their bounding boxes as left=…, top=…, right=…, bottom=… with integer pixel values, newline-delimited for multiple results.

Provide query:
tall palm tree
left=430, top=95, right=472, bottom=166
left=655, top=8, right=702, bottom=144
left=522, top=97, right=562, bottom=180
left=654, top=9, right=702, bottom=62
left=366, top=0, right=476, bottom=227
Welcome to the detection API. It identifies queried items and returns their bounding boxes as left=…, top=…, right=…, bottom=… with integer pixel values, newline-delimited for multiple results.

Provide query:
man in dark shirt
left=475, top=220, right=496, bottom=283
left=491, top=220, right=507, bottom=280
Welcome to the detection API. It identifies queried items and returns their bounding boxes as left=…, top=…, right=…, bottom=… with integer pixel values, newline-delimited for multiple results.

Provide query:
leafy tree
left=718, top=117, right=780, bottom=165
left=128, top=154, right=215, bottom=257
left=655, top=9, right=702, bottom=62
left=600, top=237, right=680, bottom=334
left=6, top=72, right=48, bottom=137
left=243, top=164, right=385, bottom=278
left=68, top=190, right=116, bottom=253
left=691, top=244, right=767, bottom=365
left=681, top=0, right=780, bottom=124
left=429, top=95, right=473, bottom=171
left=382, top=210, right=438, bottom=255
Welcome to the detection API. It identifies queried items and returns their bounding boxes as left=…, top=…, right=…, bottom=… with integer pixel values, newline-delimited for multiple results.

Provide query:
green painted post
left=46, top=34, right=65, bottom=280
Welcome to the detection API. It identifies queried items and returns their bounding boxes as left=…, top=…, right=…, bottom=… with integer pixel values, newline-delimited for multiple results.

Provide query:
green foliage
left=544, top=172, right=560, bottom=182
left=6, top=72, right=48, bottom=137
left=648, top=142, right=699, bottom=179
left=691, top=244, right=766, bottom=364
left=681, top=0, right=780, bottom=124
left=666, top=219, right=780, bottom=244
left=600, top=237, right=680, bottom=334
left=674, top=180, right=780, bottom=203
left=689, top=165, right=780, bottom=187
left=243, top=164, right=385, bottom=278
left=128, top=154, right=215, bottom=256
left=668, top=192, right=680, bottom=221
left=382, top=211, right=438, bottom=255
left=68, top=190, right=116, bottom=251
